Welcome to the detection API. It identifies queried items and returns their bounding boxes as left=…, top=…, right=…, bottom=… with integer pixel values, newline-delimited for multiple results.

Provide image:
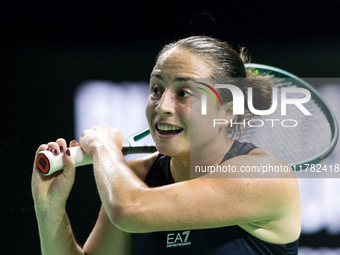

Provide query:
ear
left=222, top=101, right=234, bottom=121
left=216, top=101, right=234, bottom=133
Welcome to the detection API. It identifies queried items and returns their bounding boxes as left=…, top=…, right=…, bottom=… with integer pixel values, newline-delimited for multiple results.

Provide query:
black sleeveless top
left=131, top=140, right=299, bottom=255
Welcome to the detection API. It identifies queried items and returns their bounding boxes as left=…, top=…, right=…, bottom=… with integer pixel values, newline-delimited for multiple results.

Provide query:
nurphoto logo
left=197, top=81, right=312, bottom=128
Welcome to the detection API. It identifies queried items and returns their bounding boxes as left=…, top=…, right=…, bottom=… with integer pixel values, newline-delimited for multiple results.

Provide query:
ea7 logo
left=166, top=231, right=191, bottom=248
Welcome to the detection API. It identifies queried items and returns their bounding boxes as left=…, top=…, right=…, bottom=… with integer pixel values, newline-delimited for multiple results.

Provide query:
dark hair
left=156, top=36, right=273, bottom=135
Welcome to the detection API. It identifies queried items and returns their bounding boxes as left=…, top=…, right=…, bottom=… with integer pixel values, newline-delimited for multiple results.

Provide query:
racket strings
left=235, top=77, right=332, bottom=165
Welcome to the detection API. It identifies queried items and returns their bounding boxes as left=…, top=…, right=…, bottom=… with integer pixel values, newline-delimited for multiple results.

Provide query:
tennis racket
left=37, top=128, right=157, bottom=176
left=239, top=63, right=338, bottom=170
left=37, top=64, right=339, bottom=175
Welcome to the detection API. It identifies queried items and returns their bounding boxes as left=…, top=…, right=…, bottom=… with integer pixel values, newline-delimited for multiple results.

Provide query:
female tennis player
left=32, top=36, right=300, bottom=254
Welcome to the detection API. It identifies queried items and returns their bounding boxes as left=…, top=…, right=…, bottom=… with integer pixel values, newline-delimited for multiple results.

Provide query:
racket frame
left=245, top=63, right=339, bottom=169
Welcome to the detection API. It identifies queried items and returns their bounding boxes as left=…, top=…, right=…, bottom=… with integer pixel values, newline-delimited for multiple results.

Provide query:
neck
left=170, top=157, right=190, bottom=183
left=170, top=136, right=234, bottom=182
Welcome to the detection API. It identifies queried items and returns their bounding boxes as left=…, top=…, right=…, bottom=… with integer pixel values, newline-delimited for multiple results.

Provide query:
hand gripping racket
left=37, top=128, right=157, bottom=176
left=241, top=64, right=338, bottom=170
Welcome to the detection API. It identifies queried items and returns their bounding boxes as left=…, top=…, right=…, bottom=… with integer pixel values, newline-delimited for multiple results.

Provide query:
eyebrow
left=150, top=74, right=193, bottom=83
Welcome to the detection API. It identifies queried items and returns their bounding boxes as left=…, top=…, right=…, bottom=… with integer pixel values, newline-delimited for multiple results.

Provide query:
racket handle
left=36, top=143, right=157, bottom=176
left=37, top=147, right=93, bottom=176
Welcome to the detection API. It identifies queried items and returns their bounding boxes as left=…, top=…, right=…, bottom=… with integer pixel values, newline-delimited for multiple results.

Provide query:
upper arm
left=127, top=152, right=159, bottom=181
left=116, top=150, right=300, bottom=244
left=83, top=206, right=133, bottom=255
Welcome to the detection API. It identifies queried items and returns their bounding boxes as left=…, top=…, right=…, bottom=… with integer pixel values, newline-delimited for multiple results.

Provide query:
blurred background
left=2, top=0, right=340, bottom=254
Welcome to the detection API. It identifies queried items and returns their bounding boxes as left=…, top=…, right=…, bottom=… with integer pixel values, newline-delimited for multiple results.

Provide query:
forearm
left=91, top=145, right=148, bottom=227
left=35, top=206, right=83, bottom=255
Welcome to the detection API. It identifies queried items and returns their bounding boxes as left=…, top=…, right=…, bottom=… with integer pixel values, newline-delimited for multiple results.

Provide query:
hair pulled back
left=156, top=36, right=273, bottom=135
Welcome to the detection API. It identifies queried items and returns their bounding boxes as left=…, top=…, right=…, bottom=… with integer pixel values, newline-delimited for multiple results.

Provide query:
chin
left=156, top=144, right=189, bottom=158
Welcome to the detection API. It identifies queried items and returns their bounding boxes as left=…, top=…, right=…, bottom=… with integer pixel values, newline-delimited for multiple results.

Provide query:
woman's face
left=146, top=47, right=226, bottom=158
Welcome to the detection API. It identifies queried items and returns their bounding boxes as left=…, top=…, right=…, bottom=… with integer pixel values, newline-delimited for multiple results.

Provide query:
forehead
left=151, top=47, right=212, bottom=80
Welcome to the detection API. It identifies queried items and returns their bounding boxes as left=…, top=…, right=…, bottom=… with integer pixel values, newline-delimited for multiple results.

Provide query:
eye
left=150, top=85, right=162, bottom=97
left=177, top=89, right=191, bottom=98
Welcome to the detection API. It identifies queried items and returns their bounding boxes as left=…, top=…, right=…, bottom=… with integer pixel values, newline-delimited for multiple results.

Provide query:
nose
left=155, top=89, right=175, bottom=116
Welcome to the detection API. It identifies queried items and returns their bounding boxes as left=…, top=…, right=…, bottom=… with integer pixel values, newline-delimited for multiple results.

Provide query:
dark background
left=2, top=0, right=340, bottom=253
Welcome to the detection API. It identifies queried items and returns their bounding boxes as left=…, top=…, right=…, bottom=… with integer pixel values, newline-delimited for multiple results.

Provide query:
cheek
left=145, top=99, right=154, bottom=122
left=190, top=101, right=221, bottom=137
left=181, top=103, right=191, bottom=116
left=190, top=97, right=218, bottom=121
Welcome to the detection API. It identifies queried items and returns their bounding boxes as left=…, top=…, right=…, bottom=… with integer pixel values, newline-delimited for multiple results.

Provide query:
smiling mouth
left=156, top=124, right=183, bottom=135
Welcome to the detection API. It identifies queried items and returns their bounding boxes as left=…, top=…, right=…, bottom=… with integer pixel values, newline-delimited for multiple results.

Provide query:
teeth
left=157, top=124, right=182, bottom=131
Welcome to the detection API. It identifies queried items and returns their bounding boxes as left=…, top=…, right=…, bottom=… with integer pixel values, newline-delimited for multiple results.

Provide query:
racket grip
left=36, top=147, right=93, bottom=176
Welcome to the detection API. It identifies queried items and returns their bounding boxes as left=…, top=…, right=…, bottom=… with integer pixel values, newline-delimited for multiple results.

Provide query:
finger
left=36, top=144, right=48, bottom=155
left=69, top=140, right=79, bottom=147
left=47, top=142, right=60, bottom=155
left=56, top=138, right=67, bottom=153
left=62, top=148, right=76, bottom=179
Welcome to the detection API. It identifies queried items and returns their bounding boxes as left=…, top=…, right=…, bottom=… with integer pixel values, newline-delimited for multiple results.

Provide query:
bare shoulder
left=127, top=152, right=159, bottom=181
left=247, top=147, right=274, bottom=157
left=246, top=147, right=295, bottom=175
left=224, top=147, right=301, bottom=243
